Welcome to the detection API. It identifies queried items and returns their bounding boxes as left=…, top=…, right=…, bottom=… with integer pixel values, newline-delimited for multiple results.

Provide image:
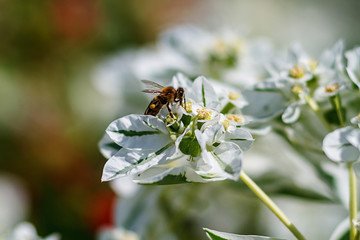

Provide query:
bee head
left=176, top=87, right=185, bottom=99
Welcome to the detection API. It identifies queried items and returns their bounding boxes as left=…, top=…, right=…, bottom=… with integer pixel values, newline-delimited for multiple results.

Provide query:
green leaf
left=204, top=228, right=287, bottom=240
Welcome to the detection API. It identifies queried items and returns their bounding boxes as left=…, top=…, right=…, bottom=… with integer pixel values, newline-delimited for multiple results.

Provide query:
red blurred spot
left=51, top=0, right=100, bottom=41
left=86, top=189, right=116, bottom=231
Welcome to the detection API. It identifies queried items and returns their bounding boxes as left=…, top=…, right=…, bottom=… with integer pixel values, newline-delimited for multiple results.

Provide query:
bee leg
left=166, top=103, right=175, bottom=118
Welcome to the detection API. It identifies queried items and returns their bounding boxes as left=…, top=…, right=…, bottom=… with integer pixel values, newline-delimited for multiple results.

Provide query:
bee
left=141, top=80, right=185, bottom=117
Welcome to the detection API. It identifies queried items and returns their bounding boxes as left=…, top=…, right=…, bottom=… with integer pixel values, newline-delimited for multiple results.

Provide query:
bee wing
left=142, top=89, right=162, bottom=94
left=141, top=80, right=164, bottom=91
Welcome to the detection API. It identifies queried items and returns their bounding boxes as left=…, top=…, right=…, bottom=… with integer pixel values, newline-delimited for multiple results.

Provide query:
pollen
left=291, top=84, right=303, bottom=95
left=220, top=119, right=230, bottom=130
left=226, top=114, right=244, bottom=123
left=197, top=108, right=212, bottom=120
left=185, top=102, right=193, bottom=113
left=229, top=91, right=240, bottom=100
left=150, top=104, right=156, bottom=109
left=289, top=65, right=305, bottom=79
left=357, top=113, right=360, bottom=120
left=325, top=83, right=339, bottom=93
left=308, top=59, right=318, bottom=71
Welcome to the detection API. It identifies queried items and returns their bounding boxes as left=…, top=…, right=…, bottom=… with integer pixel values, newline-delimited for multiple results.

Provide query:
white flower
left=351, top=113, right=360, bottom=128
left=100, top=75, right=254, bottom=184
left=160, top=25, right=273, bottom=87
left=1, top=222, right=60, bottom=240
left=345, top=46, right=360, bottom=89
left=322, top=126, right=360, bottom=163
left=314, top=41, right=352, bottom=100
left=97, top=227, right=139, bottom=240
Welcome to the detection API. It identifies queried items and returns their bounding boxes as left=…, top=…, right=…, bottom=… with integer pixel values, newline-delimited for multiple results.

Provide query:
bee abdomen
left=144, top=97, right=164, bottom=116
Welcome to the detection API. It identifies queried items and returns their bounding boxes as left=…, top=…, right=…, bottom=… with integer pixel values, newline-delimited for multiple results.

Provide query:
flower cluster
left=0, top=222, right=59, bottom=240
left=100, top=75, right=254, bottom=184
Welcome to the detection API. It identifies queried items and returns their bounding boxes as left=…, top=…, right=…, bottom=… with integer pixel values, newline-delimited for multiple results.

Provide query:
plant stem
left=330, top=94, right=345, bottom=127
left=304, top=94, right=332, bottom=132
left=348, top=163, right=358, bottom=240
left=239, top=171, right=307, bottom=240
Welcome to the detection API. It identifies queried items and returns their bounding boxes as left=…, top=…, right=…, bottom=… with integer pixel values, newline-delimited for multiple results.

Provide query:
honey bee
left=142, top=80, right=185, bottom=117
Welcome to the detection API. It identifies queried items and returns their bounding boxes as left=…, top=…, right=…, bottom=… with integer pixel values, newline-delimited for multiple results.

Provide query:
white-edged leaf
left=99, top=133, right=122, bottom=159
left=282, top=102, right=301, bottom=124
left=171, top=73, right=193, bottom=90
left=323, top=126, right=360, bottom=163
left=106, top=114, right=171, bottom=150
left=329, top=215, right=350, bottom=240
left=241, top=90, right=285, bottom=121
left=345, top=128, right=360, bottom=151
left=191, top=76, right=220, bottom=109
left=225, top=128, right=254, bottom=151
left=350, top=115, right=360, bottom=128
left=347, top=68, right=360, bottom=89
left=204, top=228, right=287, bottom=240
left=102, top=144, right=176, bottom=181
left=133, top=165, right=206, bottom=184
left=345, top=46, right=360, bottom=89
left=211, top=142, right=243, bottom=180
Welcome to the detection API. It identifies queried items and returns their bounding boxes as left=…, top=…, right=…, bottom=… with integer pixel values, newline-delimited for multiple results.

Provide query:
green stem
left=240, top=171, right=307, bottom=240
left=330, top=94, right=345, bottom=127
left=304, top=94, right=332, bottom=131
left=348, top=163, right=358, bottom=240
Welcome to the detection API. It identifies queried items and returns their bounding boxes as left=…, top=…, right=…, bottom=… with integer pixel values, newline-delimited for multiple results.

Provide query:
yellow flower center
left=325, top=83, right=339, bottom=93
left=229, top=91, right=240, bottom=100
left=357, top=113, right=360, bottom=120
left=197, top=108, right=212, bottom=120
left=291, top=84, right=303, bottom=95
left=308, top=59, right=318, bottom=71
left=220, top=119, right=230, bottom=130
left=289, top=65, right=305, bottom=78
left=185, top=101, right=192, bottom=113
left=226, top=114, right=244, bottom=123
left=214, top=39, right=227, bottom=57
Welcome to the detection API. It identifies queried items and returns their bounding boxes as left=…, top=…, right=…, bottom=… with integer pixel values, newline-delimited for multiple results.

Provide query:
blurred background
left=1, top=0, right=360, bottom=239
